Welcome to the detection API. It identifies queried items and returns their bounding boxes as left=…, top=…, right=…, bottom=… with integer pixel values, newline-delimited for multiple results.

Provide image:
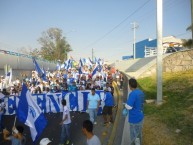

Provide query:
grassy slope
left=138, top=70, right=193, bottom=145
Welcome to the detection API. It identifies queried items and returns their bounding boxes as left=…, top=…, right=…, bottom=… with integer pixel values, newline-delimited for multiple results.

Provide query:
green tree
left=38, top=28, right=72, bottom=61
left=183, top=24, right=193, bottom=49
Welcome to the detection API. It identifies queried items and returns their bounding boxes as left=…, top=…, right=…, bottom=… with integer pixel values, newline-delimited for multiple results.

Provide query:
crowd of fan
left=0, top=64, right=123, bottom=97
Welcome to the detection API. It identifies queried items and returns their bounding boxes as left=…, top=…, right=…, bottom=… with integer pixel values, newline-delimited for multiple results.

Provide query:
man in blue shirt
left=102, top=89, right=114, bottom=125
left=125, top=78, right=144, bottom=145
left=87, top=88, right=100, bottom=124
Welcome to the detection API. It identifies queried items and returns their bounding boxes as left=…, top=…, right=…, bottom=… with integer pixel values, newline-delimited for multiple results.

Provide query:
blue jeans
left=129, top=120, right=143, bottom=145
left=88, top=109, right=97, bottom=123
left=60, top=123, right=71, bottom=144
left=0, top=112, right=4, bottom=131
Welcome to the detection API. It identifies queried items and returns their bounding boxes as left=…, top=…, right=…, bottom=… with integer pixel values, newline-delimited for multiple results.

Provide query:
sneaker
left=94, top=122, right=97, bottom=125
left=66, top=140, right=70, bottom=144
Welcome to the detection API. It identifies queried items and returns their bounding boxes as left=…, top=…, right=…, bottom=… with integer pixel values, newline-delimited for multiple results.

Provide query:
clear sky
left=0, top=0, right=191, bottom=61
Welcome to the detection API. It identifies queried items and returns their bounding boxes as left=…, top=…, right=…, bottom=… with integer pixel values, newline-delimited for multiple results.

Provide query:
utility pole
left=156, top=0, right=163, bottom=104
left=92, top=48, right=94, bottom=62
left=131, top=22, right=139, bottom=59
left=191, top=0, right=193, bottom=39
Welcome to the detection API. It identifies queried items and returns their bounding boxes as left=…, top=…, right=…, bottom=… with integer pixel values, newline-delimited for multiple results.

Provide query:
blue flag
left=32, top=58, right=46, bottom=81
left=17, top=84, right=47, bottom=143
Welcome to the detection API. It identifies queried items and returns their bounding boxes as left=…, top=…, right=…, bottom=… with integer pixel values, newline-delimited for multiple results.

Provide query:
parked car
left=165, top=47, right=186, bottom=53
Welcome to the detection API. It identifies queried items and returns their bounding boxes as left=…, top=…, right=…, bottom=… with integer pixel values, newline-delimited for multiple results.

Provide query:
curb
left=107, top=81, right=122, bottom=145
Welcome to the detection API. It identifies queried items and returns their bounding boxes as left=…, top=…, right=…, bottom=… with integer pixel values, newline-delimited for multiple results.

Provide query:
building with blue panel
left=135, top=38, right=157, bottom=58
left=135, top=36, right=183, bottom=58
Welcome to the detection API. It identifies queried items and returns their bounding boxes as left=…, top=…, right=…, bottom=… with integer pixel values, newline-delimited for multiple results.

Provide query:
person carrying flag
left=17, top=84, right=47, bottom=143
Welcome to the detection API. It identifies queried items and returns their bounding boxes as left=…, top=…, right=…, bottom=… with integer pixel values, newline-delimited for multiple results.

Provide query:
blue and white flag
left=85, top=58, right=93, bottom=67
left=5, top=68, right=12, bottom=85
left=97, top=58, right=104, bottom=66
left=66, top=59, right=72, bottom=70
left=61, top=59, right=72, bottom=70
left=42, top=67, right=47, bottom=81
left=89, top=58, right=93, bottom=64
left=17, top=84, right=47, bottom=143
left=32, top=58, right=46, bottom=81
left=92, top=64, right=99, bottom=79
left=94, top=57, right=98, bottom=64
left=60, top=62, right=66, bottom=69
left=79, top=59, right=84, bottom=74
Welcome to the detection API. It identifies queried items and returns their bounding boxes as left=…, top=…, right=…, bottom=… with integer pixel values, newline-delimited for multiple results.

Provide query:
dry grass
left=143, top=116, right=176, bottom=145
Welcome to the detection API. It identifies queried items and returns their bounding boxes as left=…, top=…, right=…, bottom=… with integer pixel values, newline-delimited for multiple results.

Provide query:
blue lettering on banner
left=47, top=93, right=61, bottom=113
left=36, top=94, right=47, bottom=113
left=69, top=92, right=78, bottom=111
left=4, top=90, right=105, bottom=115
left=80, top=91, right=90, bottom=112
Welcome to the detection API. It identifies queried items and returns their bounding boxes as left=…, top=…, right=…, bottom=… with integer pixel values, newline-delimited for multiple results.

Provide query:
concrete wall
left=139, top=49, right=193, bottom=78
left=0, top=53, right=56, bottom=79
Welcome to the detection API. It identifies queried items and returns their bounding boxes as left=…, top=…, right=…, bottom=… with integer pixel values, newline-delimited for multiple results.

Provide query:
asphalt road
left=0, top=82, right=124, bottom=145
left=0, top=110, right=116, bottom=145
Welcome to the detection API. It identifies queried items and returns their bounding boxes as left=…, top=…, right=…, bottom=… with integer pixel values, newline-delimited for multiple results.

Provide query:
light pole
left=131, top=22, right=139, bottom=59
left=156, top=0, right=163, bottom=104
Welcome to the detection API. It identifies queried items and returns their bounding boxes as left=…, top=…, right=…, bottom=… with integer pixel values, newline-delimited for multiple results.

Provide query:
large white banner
left=3, top=90, right=105, bottom=115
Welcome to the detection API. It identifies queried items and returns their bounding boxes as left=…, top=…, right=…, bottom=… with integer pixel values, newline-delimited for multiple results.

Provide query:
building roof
left=162, top=36, right=183, bottom=44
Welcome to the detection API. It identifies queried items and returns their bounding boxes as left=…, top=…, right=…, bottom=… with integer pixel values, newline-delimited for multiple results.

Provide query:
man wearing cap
left=3, top=125, right=26, bottom=145
left=39, top=138, right=52, bottom=145
left=87, top=88, right=100, bottom=124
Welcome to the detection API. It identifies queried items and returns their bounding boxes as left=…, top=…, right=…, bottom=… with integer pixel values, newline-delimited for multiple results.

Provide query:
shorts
left=102, top=106, right=112, bottom=115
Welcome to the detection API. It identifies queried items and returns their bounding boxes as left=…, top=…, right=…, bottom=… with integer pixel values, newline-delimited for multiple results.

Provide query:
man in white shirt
left=82, top=120, right=101, bottom=145
left=0, top=77, right=5, bottom=91
left=59, top=99, right=71, bottom=145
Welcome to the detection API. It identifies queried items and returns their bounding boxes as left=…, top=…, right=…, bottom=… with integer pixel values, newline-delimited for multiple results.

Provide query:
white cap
left=39, top=138, right=51, bottom=145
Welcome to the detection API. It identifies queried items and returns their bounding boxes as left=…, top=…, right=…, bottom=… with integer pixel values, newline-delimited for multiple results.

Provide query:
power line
left=83, top=0, right=152, bottom=49
left=90, top=0, right=180, bottom=51
left=85, top=0, right=186, bottom=59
